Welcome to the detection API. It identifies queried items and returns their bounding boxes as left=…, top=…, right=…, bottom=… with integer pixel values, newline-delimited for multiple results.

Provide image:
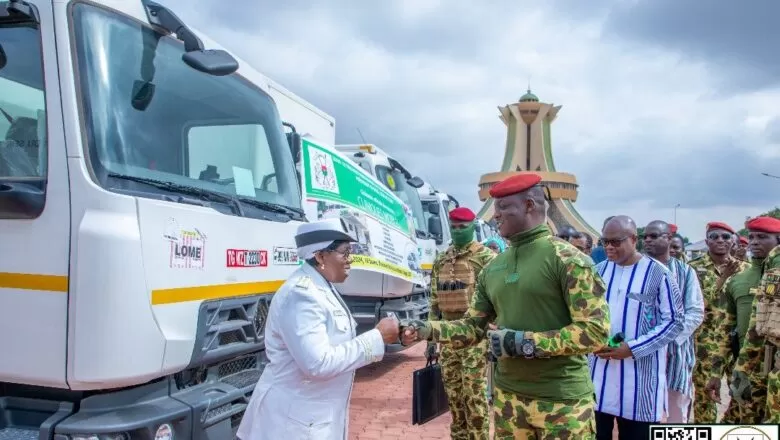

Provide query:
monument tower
left=477, top=89, right=599, bottom=238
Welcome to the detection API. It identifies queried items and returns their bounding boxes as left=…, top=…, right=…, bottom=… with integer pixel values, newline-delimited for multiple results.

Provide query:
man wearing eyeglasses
left=642, top=221, right=704, bottom=423
left=590, top=216, right=685, bottom=440
left=688, top=221, right=747, bottom=422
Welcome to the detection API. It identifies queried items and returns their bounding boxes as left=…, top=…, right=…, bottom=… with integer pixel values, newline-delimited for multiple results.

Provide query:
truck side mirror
left=286, top=131, right=302, bottom=162
left=407, top=176, right=424, bottom=188
left=428, top=215, right=443, bottom=244
left=427, top=201, right=440, bottom=215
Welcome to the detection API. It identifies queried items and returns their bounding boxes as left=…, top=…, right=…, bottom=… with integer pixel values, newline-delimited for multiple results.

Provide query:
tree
left=737, top=207, right=780, bottom=236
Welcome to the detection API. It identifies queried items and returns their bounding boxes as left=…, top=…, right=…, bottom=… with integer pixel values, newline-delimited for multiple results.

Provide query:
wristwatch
left=520, top=331, right=535, bottom=359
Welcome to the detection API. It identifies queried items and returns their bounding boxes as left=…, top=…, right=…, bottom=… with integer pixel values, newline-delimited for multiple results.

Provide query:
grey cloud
left=602, top=0, right=780, bottom=93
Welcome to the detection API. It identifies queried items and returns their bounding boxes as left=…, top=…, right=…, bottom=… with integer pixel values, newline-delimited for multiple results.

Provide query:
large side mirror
left=407, top=176, right=424, bottom=188
left=428, top=215, right=443, bottom=242
left=427, top=201, right=440, bottom=215
left=182, top=50, right=239, bottom=76
left=286, top=131, right=302, bottom=163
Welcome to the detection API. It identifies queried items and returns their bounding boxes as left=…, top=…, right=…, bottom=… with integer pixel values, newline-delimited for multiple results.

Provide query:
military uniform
left=710, top=255, right=765, bottom=423
left=429, top=207, right=496, bottom=440
left=403, top=173, right=611, bottom=440
left=689, top=231, right=747, bottom=423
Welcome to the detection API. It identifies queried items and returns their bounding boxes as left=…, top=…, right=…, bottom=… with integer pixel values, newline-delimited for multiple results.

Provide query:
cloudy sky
left=163, top=0, right=780, bottom=241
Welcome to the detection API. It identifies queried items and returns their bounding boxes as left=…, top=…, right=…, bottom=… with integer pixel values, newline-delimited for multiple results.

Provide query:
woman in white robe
left=237, top=218, right=400, bottom=440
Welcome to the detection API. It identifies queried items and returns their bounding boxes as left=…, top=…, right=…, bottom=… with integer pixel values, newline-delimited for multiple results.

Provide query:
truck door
left=0, top=1, right=70, bottom=387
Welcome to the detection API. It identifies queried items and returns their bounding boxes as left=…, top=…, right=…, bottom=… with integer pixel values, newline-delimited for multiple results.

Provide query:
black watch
left=520, top=331, right=535, bottom=359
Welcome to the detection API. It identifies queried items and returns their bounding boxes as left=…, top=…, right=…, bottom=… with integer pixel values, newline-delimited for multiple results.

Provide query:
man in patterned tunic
left=641, top=220, right=704, bottom=423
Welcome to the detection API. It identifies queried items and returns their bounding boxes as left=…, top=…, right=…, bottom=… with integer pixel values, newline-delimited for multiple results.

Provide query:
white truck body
left=0, top=0, right=306, bottom=437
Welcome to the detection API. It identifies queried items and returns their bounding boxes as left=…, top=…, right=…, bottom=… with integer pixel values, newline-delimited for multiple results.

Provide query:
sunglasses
left=602, top=236, right=631, bottom=247
left=707, top=233, right=732, bottom=241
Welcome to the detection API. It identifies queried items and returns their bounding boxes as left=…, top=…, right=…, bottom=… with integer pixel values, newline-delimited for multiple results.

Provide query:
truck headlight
left=154, top=424, right=174, bottom=440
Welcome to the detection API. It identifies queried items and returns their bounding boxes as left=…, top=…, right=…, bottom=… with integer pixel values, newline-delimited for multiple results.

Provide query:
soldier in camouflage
left=400, top=173, right=611, bottom=439
left=688, top=221, right=745, bottom=422
left=428, top=206, right=495, bottom=440
left=730, top=216, right=780, bottom=423
left=704, top=219, right=774, bottom=423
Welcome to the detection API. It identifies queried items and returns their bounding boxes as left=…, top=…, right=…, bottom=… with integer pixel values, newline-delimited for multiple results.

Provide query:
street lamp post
left=674, top=203, right=681, bottom=225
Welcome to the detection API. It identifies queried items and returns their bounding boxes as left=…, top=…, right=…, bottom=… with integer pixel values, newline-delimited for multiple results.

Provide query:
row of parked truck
left=0, top=0, right=501, bottom=439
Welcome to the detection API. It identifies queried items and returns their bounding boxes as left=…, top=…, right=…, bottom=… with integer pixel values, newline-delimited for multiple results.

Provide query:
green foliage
left=737, top=207, right=780, bottom=236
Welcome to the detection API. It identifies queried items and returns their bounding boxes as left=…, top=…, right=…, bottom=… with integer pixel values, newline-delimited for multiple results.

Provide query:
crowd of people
left=235, top=171, right=780, bottom=440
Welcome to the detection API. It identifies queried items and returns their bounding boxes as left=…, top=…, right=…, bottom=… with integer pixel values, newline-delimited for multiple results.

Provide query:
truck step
left=209, top=319, right=253, bottom=333
left=0, top=428, right=37, bottom=440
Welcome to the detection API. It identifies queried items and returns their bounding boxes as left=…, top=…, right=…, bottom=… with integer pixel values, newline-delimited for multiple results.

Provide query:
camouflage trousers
left=764, top=369, right=780, bottom=423
left=493, top=387, right=596, bottom=440
left=692, top=334, right=720, bottom=423
left=721, top=375, right=767, bottom=424
left=440, top=342, right=489, bottom=440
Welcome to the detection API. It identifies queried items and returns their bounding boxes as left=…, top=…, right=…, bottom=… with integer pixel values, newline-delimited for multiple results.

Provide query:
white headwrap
left=295, top=218, right=356, bottom=261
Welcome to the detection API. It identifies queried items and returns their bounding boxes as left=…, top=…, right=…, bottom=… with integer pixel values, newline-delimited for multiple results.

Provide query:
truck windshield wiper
left=107, top=172, right=244, bottom=216
left=236, top=196, right=305, bottom=221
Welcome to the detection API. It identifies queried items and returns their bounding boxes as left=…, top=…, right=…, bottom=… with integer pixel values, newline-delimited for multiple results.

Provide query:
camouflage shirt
left=735, top=246, right=780, bottom=382
left=428, top=224, right=610, bottom=401
left=711, top=258, right=765, bottom=379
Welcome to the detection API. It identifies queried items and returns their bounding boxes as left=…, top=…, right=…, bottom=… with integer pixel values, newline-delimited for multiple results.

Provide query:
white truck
left=333, top=144, right=436, bottom=334
left=417, top=181, right=460, bottom=254
left=0, top=0, right=309, bottom=438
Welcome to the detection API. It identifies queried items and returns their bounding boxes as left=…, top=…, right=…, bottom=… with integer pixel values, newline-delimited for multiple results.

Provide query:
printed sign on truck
left=300, top=139, right=422, bottom=283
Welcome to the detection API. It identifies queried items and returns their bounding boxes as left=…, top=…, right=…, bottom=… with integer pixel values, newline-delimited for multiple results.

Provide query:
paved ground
left=348, top=342, right=730, bottom=439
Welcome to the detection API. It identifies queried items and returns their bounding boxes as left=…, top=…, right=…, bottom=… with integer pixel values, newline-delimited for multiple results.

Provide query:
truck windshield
left=71, top=4, right=301, bottom=217
left=375, top=165, right=427, bottom=237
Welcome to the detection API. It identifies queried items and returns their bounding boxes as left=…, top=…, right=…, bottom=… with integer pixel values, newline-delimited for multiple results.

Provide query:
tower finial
left=527, top=76, right=531, bottom=93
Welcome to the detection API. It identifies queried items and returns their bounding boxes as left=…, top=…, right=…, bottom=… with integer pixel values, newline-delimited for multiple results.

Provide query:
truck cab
left=418, top=182, right=460, bottom=254
left=1, top=0, right=304, bottom=438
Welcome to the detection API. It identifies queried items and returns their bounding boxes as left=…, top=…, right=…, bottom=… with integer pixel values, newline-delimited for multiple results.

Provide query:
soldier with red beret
left=689, top=221, right=747, bottom=422
left=399, top=173, right=610, bottom=439
left=426, top=206, right=495, bottom=439
left=730, top=216, right=780, bottom=423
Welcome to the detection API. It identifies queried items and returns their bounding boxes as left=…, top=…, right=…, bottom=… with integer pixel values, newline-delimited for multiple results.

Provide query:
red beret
left=739, top=236, right=748, bottom=245
left=669, top=224, right=678, bottom=234
left=706, top=221, right=735, bottom=234
left=488, top=173, right=542, bottom=198
left=746, top=216, right=780, bottom=234
left=449, top=207, right=476, bottom=222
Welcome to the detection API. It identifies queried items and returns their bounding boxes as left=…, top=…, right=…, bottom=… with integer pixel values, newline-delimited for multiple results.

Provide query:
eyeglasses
left=707, top=233, right=732, bottom=241
left=328, top=248, right=351, bottom=258
left=602, top=236, right=631, bottom=247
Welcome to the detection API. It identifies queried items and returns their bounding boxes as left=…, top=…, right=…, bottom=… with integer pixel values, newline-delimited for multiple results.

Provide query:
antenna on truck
left=356, top=127, right=367, bottom=143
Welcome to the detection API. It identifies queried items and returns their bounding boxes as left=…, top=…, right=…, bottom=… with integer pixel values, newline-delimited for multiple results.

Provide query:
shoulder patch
left=295, top=275, right=313, bottom=289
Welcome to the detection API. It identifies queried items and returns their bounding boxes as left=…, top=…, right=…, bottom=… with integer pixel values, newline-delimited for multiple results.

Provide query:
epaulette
left=295, top=275, right=313, bottom=289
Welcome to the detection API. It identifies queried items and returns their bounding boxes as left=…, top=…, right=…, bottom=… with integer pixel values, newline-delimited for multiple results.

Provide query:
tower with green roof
left=477, top=89, right=599, bottom=238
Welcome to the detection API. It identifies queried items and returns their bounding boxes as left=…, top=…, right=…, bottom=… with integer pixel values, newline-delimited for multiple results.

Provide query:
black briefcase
left=411, top=358, right=449, bottom=425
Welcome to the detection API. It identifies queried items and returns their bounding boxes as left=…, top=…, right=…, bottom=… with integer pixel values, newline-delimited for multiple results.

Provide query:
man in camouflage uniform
left=730, top=216, right=780, bottom=422
left=689, top=221, right=746, bottom=422
left=704, top=218, right=775, bottom=423
left=428, top=206, right=495, bottom=440
left=400, top=173, right=611, bottom=439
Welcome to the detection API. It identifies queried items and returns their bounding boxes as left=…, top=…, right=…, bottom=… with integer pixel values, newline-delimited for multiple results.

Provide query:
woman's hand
left=376, top=317, right=400, bottom=344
